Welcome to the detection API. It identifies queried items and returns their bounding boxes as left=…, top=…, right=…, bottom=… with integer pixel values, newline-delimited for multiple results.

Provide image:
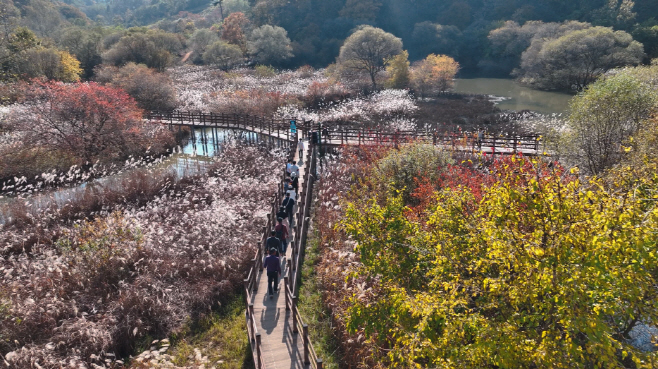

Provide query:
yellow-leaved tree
left=385, top=50, right=410, bottom=89
left=410, top=54, right=459, bottom=97
left=55, top=50, right=83, bottom=82
left=342, top=155, right=658, bottom=368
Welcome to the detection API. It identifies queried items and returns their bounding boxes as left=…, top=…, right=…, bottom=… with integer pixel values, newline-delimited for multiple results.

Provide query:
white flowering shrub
left=169, top=65, right=344, bottom=113
left=168, top=66, right=423, bottom=132
left=276, top=89, right=418, bottom=129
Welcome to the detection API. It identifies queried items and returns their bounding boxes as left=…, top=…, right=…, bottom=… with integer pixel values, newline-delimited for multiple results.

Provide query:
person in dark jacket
left=276, top=206, right=288, bottom=223
left=282, top=193, right=295, bottom=226
left=290, top=173, right=299, bottom=192
left=266, top=230, right=281, bottom=256
left=263, top=247, right=281, bottom=298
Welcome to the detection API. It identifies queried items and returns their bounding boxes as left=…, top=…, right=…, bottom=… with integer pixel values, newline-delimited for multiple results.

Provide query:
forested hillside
left=68, top=0, right=658, bottom=71
left=0, top=0, right=656, bottom=81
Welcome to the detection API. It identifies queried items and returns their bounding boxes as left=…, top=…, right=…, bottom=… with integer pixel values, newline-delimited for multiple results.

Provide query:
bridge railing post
left=248, top=303, right=255, bottom=338
left=244, top=278, right=250, bottom=305
left=292, top=296, right=299, bottom=333
left=258, top=243, right=264, bottom=272
left=255, top=333, right=262, bottom=369
left=289, top=243, right=295, bottom=272
left=284, top=276, right=290, bottom=310
left=535, top=135, right=540, bottom=153
left=303, top=324, right=310, bottom=364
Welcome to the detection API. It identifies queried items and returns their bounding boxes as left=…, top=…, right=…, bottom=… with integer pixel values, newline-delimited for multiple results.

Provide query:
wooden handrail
left=147, top=110, right=542, bottom=154
left=277, top=140, right=324, bottom=369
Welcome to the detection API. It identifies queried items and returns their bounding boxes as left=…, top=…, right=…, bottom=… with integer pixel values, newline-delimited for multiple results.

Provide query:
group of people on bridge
left=262, top=141, right=304, bottom=299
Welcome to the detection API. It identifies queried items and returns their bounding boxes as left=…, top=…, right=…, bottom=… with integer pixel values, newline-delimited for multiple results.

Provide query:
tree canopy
left=203, top=40, right=244, bottom=69
left=339, top=26, right=403, bottom=89
left=341, top=151, right=658, bottom=368
left=516, top=26, right=644, bottom=90
left=247, top=24, right=293, bottom=66
left=568, top=70, right=657, bottom=174
left=411, top=54, right=460, bottom=97
left=15, top=82, right=147, bottom=162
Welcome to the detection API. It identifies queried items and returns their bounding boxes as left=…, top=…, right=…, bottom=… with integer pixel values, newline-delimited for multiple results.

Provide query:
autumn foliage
left=13, top=81, right=172, bottom=162
left=411, top=54, right=460, bottom=97
left=221, top=12, right=250, bottom=52
left=312, top=144, right=658, bottom=368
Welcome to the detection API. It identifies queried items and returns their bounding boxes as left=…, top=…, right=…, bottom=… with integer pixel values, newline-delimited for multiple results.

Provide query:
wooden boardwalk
left=242, top=136, right=322, bottom=369
left=250, top=143, right=311, bottom=369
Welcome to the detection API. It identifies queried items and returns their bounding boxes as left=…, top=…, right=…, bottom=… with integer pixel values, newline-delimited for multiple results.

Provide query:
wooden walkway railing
left=284, top=140, right=322, bottom=369
left=147, top=110, right=543, bottom=156
left=241, top=131, right=323, bottom=369
left=243, top=140, right=299, bottom=369
left=243, top=209, right=268, bottom=369
left=315, top=127, right=542, bottom=154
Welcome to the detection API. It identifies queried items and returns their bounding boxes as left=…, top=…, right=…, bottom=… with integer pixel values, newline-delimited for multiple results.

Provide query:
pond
left=453, top=78, right=573, bottom=115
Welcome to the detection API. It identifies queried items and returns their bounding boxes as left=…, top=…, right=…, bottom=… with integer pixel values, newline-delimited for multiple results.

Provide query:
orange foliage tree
left=411, top=54, right=459, bottom=97
left=16, top=81, right=155, bottom=162
left=220, top=12, right=250, bottom=52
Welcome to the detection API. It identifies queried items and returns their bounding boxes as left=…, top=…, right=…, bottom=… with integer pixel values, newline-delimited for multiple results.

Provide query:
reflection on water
left=453, top=78, right=573, bottom=114
left=181, top=128, right=261, bottom=156
left=0, top=128, right=286, bottom=220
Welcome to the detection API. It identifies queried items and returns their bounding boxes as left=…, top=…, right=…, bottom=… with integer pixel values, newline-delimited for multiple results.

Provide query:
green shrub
left=254, top=64, right=276, bottom=78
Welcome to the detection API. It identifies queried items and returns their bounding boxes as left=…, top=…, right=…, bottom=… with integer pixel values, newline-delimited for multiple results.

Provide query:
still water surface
left=453, top=78, right=573, bottom=114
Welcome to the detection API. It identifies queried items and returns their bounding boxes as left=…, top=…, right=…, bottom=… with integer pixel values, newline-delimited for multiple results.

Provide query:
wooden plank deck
left=250, top=142, right=310, bottom=369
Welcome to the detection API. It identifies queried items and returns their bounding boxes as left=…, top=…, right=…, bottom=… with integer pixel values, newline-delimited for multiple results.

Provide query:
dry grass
left=1, top=143, right=284, bottom=368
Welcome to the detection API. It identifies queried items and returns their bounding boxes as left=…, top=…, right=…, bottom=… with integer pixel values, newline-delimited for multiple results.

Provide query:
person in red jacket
left=274, top=217, right=289, bottom=255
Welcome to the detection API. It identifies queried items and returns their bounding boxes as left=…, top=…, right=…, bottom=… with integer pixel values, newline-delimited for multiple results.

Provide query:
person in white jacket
left=298, top=138, right=305, bottom=160
left=289, top=161, right=299, bottom=178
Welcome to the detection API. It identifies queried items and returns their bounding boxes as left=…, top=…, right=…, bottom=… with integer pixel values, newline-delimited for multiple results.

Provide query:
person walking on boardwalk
left=282, top=192, right=295, bottom=226
left=290, top=172, right=299, bottom=193
left=285, top=184, right=297, bottom=201
left=298, top=138, right=305, bottom=161
left=277, top=206, right=288, bottom=224
left=263, top=247, right=281, bottom=299
left=266, top=230, right=281, bottom=257
left=275, top=217, right=289, bottom=255
left=286, top=159, right=293, bottom=177
left=289, top=160, right=299, bottom=179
